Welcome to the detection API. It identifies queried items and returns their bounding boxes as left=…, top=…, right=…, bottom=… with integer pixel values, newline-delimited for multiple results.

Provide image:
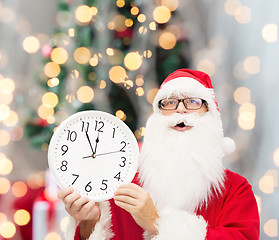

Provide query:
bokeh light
left=14, top=209, right=31, bottom=226
left=51, top=47, right=68, bottom=64
left=60, top=216, right=69, bottom=232
left=243, top=56, right=260, bottom=75
left=0, top=212, right=7, bottom=224
left=124, top=52, right=142, bottom=71
left=38, top=104, right=55, bottom=120
left=137, top=14, right=146, bottom=23
left=136, top=87, right=144, bottom=96
left=135, top=76, right=144, bottom=86
left=234, top=6, right=251, bottom=24
left=161, top=0, right=179, bottom=11
left=153, top=6, right=171, bottom=24
left=47, top=78, right=60, bottom=88
left=124, top=80, right=134, bottom=89
left=75, top=5, right=92, bottom=24
left=42, top=92, right=59, bottom=108
left=138, top=26, right=147, bottom=35
left=146, top=88, right=159, bottom=104
left=259, top=170, right=277, bottom=194
left=149, top=22, right=157, bottom=31
left=77, top=86, right=94, bottom=103
left=233, top=87, right=251, bottom=104
left=0, top=221, right=16, bottom=238
left=90, top=7, right=98, bottom=16
left=0, top=92, right=13, bottom=105
left=99, top=80, right=106, bottom=89
left=159, top=32, right=176, bottom=50
left=262, top=24, right=278, bottom=43
left=0, top=78, right=15, bottom=93
left=106, top=48, right=114, bottom=56
left=143, top=50, right=152, bottom=58
left=224, top=0, right=241, bottom=16
left=0, top=130, right=10, bottom=146
left=0, top=104, right=10, bottom=121
left=130, top=6, right=139, bottom=15
left=3, top=111, right=18, bottom=127
left=116, top=0, right=125, bottom=8
left=68, top=28, right=75, bottom=37
left=44, top=62, right=61, bottom=78
left=0, top=157, right=13, bottom=175
left=125, top=18, right=133, bottom=27
left=113, top=15, right=127, bottom=32
left=45, top=232, right=61, bottom=240
left=27, top=172, right=45, bottom=189
left=0, top=177, right=11, bottom=194
left=134, top=127, right=146, bottom=139
left=89, top=54, right=99, bottom=67
left=264, top=219, right=278, bottom=237
left=74, top=47, right=91, bottom=64
left=12, top=181, right=28, bottom=197
left=109, top=66, right=127, bottom=83
left=238, top=103, right=256, bottom=130
left=197, top=59, right=216, bottom=76
left=22, top=36, right=40, bottom=54
left=0, top=7, right=16, bottom=23
left=116, top=110, right=126, bottom=121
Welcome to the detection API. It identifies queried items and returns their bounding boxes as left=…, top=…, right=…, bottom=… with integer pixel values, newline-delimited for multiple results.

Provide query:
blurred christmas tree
left=24, top=0, right=191, bottom=149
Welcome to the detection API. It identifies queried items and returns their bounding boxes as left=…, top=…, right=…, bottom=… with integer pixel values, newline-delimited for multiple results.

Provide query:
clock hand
left=94, top=150, right=122, bottom=157
left=94, top=131, right=100, bottom=155
left=85, top=131, right=95, bottom=155
left=83, top=150, right=120, bottom=159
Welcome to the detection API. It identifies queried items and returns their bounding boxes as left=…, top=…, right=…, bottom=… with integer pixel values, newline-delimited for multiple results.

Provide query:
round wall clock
left=48, top=110, right=139, bottom=202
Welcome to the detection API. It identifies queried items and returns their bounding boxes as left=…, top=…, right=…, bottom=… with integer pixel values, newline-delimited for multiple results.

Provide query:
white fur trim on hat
left=153, top=77, right=219, bottom=119
left=64, top=201, right=114, bottom=240
left=144, top=208, right=207, bottom=240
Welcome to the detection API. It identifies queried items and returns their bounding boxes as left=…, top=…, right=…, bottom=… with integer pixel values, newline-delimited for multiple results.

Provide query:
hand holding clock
left=114, top=183, right=158, bottom=235
left=58, top=187, right=101, bottom=239
left=58, top=184, right=159, bottom=237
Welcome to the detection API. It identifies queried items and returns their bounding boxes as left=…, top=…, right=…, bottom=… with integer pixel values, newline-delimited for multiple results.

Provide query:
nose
left=176, top=101, right=188, bottom=114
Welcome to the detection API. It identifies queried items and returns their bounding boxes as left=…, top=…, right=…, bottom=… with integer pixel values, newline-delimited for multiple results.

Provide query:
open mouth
left=173, top=122, right=193, bottom=131
left=176, top=122, right=186, bottom=128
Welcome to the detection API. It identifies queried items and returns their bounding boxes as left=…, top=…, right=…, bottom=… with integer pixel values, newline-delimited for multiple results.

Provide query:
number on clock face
left=48, top=111, right=139, bottom=202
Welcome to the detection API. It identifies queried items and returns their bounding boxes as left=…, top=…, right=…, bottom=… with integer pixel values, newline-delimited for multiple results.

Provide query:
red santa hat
left=153, top=68, right=235, bottom=156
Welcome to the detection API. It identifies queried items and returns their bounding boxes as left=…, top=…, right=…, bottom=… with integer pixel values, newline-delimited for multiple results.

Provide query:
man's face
left=160, top=96, right=208, bottom=132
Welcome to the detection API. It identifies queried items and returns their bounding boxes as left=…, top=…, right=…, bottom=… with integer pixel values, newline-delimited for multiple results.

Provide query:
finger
left=58, top=187, right=74, bottom=200
left=79, top=201, right=98, bottom=218
left=115, top=185, right=142, bottom=199
left=114, top=199, right=134, bottom=214
left=114, top=194, right=137, bottom=206
left=118, top=183, right=142, bottom=191
left=70, top=196, right=90, bottom=212
left=64, top=192, right=82, bottom=210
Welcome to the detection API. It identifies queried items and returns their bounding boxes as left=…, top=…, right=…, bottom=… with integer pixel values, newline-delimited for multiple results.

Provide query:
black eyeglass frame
left=158, top=97, right=208, bottom=110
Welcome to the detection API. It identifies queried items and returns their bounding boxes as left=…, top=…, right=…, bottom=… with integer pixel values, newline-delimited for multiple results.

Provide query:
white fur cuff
left=64, top=201, right=114, bottom=240
left=150, top=208, right=207, bottom=240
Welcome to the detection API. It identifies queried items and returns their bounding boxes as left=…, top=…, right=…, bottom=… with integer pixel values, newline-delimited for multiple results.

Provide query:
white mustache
left=163, top=112, right=202, bottom=127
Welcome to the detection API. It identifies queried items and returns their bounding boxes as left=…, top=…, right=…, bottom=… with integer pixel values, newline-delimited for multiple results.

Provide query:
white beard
left=139, top=112, right=225, bottom=213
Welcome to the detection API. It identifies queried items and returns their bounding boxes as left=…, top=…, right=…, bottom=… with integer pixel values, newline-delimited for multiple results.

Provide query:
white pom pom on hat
left=153, top=68, right=236, bottom=156
left=222, top=137, right=236, bottom=156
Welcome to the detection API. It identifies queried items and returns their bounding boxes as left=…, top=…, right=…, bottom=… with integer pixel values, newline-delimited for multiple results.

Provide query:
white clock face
left=48, top=110, right=139, bottom=202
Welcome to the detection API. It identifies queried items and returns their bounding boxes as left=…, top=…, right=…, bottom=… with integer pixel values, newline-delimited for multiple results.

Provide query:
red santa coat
left=69, top=169, right=259, bottom=240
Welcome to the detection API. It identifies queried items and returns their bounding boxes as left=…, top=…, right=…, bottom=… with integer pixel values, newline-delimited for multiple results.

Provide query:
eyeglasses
left=158, top=97, right=207, bottom=110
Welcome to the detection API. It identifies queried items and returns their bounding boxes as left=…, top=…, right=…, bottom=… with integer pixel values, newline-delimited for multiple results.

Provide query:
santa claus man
left=58, top=69, right=260, bottom=240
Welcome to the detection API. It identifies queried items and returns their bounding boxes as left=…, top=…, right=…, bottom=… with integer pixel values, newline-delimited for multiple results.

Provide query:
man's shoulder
left=222, top=168, right=253, bottom=196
